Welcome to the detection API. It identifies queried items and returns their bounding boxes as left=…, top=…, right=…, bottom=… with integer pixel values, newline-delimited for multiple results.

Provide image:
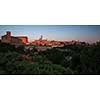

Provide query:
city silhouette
left=0, top=25, right=100, bottom=75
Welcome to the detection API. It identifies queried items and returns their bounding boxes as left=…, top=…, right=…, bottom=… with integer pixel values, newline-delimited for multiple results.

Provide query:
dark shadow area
left=0, top=42, right=100, bottom=75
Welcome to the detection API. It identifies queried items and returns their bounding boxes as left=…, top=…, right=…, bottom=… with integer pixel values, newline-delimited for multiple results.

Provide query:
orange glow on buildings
left=32, top=35, right=64, bottom=47
left=1, top=31, right=28, bottom=44
left=16, top=37, right=28, bottom=44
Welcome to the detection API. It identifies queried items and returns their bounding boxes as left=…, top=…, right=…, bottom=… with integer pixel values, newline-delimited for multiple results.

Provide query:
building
left=32, top=35, right=64, bottom=47
left=32, top=39, right=48, bottom=45
left=32, top=35, right=48, bottom=45
left=1, top=31, right=28, bottom=44
left=16, top=36, right=28, bottom=44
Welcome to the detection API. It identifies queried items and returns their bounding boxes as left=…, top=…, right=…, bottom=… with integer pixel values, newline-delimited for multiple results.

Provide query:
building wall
left=1, top=36, right=22, bottom=44
left=1, top=32, right=28, bottom=44
left=1, top=35, right=12, bottom=43
left=17, top=37, right=28, bottom=44
left=11, top=37, right=22, bottom=44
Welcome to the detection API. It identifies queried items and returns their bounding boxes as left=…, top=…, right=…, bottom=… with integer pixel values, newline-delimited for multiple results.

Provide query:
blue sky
left=0, top=25, right=100, bottom=42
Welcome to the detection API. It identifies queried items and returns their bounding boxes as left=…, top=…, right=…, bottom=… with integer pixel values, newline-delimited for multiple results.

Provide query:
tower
left=6, top=31, right=11, bottom=37
left=39, top=35, right=43, bottom=40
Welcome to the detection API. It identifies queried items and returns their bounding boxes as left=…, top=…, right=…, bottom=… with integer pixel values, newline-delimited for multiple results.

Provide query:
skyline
left=0, top=25, right=100, bottom=43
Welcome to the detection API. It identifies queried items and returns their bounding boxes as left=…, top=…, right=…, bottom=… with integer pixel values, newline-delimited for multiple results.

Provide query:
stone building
left=1, top=31, right=28, bottom=44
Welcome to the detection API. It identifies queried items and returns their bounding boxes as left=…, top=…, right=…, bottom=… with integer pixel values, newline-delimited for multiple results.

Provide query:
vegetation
left=0, top=42, right=100, bottom=75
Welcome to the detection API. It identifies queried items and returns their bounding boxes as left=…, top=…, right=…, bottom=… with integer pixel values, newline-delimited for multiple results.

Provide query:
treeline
left=40, top=42, right=100, bottom=74
left=0, top=42, right=100, bottom=74
left=0, top=43, right=69, bottom=74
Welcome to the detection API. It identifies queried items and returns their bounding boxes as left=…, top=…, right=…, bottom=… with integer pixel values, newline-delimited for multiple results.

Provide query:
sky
left=0, top=25, right=100, bottom=43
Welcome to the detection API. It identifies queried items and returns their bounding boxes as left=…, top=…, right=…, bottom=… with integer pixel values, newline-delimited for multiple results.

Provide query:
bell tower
left=39, top=35, right=43, bottom=40
left=6, top=31, right=11, bottom=37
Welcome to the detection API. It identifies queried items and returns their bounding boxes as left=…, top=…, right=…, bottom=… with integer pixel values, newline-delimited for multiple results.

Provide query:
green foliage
left=0, top=43, right=100, bottom=75
left=0, top=43, right=16, bottom=52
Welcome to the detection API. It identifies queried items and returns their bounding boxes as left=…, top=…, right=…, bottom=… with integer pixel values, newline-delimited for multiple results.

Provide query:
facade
left=1, top=31, right=28, bottom=44
left=32, top=39, right=48, bottom=45
left=32, top=39, right=64, bottom=47
left=16, top=37, right=28, bottom=44
left=32, top=35, right=64, bottom=47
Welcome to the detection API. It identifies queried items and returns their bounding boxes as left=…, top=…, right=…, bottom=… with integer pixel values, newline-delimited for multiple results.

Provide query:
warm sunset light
left=1, top=31, right=28, bottom=44
left=0, top=25, right=100, bottom=43
left=0, top=25, right=100, bottom=75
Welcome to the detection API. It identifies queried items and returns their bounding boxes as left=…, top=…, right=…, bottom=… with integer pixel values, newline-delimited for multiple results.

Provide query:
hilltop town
left=1, top=31, right=87, bottom=45
left=0, top=31, right=87, bottom=51
left=0, top=31, right=100, bottom=75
